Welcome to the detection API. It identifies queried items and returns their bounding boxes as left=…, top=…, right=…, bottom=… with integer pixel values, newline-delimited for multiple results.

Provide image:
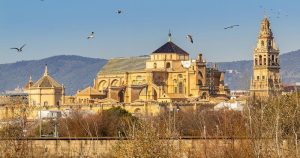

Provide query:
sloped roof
left=31, top=75, right=62, bottom=88
left=98, top=56, right=150, bottom=75
left=77, top=86, right=102, bottom=96
left=152, top=41, right=189, bottom=55
left=23, top=82, right=33, bottom=90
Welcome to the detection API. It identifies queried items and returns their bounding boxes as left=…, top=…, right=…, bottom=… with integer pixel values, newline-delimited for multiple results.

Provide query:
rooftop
left=152, top=41, right=189, bottom=55
left=98, top=56, right=150, bottom=75
left=77, top=86, right=102, bottom=96
left=31, top=65, right=62, bottom=88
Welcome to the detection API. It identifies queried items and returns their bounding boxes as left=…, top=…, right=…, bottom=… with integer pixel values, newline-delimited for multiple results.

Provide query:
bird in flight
left=186, top=35, right=193, bottom=44
left=87, top=32, right=95, bottom=39
left=11, top=44, right=26, bottom=52
left=116, top=10, right=122, bottom=14
left=224, top=25, right=239, bottom=29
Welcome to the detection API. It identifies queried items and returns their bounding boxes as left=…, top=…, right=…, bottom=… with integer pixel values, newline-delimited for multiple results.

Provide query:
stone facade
left=25, top=66, right=65, bottom=106
left=75, top=86, right=104, bottom=104
left=94, top=39, right=229, bottom=103
left=250, top=17, right=282, bottom=97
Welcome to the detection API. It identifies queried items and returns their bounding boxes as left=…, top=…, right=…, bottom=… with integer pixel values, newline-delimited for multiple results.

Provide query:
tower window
left=262, top=76, right=265, bottom=80
left=153, top=63, right=157, bottom=69
left=179, top=82, right=183, bottom=94
left=259, top=55, right=262, bottom=65
left=257, top=76, right=260, bottom=80
left=261, top=41, right=264, bottom=47
left=166, top=62, right=171, bottom=68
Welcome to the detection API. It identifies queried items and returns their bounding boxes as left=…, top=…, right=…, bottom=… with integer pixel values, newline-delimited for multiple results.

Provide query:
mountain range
left=0, top=50, right=299, bottom=95
left=0, top=55, right=107, bottom=95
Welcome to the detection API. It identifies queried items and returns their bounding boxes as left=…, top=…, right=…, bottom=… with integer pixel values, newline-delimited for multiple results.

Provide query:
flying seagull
left=116, top=10, right=122, bottom=14
left=11, top=44, right=26, bottom=52
left=224, top=25, right=240, bottom=29
left=87, top=32, right=95, bottom=39
left=186, top=35, right=193, bottom=43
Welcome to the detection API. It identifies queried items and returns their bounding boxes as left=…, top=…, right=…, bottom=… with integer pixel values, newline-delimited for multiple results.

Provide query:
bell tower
left=250, top=17, right=281, bottom=97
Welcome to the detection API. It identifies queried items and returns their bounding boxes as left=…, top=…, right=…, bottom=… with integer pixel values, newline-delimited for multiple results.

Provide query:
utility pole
left=54, top=118, right=58, bottom=138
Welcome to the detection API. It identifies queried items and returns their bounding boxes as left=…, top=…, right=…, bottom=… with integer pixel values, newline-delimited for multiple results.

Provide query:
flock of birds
left=260, top=6, right=289, bottom=19
left=11, top=5, right=288, bottom=53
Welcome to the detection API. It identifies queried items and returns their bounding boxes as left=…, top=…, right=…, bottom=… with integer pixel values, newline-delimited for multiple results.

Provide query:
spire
left=44, top=64, right=48, bottom=76
left=259, top=17, right=273, bottom=38
left=29, top=75, right=32, bottom=82
left=168, top=29, right=172, bottom=42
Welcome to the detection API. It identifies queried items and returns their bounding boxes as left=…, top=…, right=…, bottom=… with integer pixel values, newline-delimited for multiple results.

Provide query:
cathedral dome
left=152, top=41, right=189, bottom=55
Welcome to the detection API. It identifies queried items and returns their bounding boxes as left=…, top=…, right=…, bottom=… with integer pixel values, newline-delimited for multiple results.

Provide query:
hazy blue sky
left=1, top=0, right=299, bottom=64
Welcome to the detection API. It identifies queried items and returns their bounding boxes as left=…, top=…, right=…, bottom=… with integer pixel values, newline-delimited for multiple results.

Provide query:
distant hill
left=0, top=55, right=107, bottom=95
left=1, top=50, right=300, bottom=95
left=216, top=50, right=300, bottom=90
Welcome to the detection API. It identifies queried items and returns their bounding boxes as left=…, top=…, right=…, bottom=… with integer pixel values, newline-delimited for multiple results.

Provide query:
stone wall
left=0, top=138, right=293, bottom=157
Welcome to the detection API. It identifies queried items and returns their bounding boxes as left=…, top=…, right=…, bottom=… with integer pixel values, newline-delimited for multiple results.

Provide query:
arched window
left=255, top=58, right=258, bottom=65
left=111, top=79, right=119, bottom=86
left=118, top=89, right=125, bottom=103
left=259, top=55, right=262, bottom=65
left=261, top=40, right=265, bottom=47
left=198, top=80, right=203, bottom=86
left=98, top=80, right=108, bottom=90
left=264, top=58, right=267, bottom=65
left=166, top=62, right=171, bottom=68
left=153, top=63, right=157, bottom=69
left=44, top=101, right=48, bottom=106
left=179, top=82, right=183, bottom=94
left=268, top=40, right=272, bottom=48
left=201, top=92, right=207, bottom=99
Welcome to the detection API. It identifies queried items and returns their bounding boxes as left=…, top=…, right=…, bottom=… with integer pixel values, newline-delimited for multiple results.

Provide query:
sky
left=1, top=0, right=300, bottom=64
